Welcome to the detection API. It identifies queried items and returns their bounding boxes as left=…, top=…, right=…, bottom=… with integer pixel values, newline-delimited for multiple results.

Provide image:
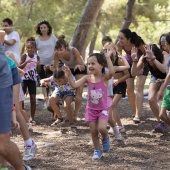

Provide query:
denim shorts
left=52, top=89, right=75, bottom=99
left=0, top=86, right=13, bottom=134
left=150, top=75, right=157, bottom=83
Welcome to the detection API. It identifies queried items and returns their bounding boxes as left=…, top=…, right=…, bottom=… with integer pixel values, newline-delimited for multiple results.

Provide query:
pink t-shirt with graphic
left=87, top=77, right=109, bottom=110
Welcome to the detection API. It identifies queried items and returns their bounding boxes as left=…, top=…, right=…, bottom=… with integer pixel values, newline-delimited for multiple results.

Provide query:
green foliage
left=1, top=0, right=170, bottom=51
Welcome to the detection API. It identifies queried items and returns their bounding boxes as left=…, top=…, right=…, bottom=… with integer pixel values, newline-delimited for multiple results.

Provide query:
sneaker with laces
left=23, top=164, right=32, bottom=170
left=23, top=141, right=36, bottom=161
left=133, top=117, right=141, bottom=123
left=102, top=136, right=110, bottom=152
left=113, top=126, right=122, bottom=141
left=29, top=120, right=36, bottom=126
left=108, top=127, right=114, bottom=134
left=152, top=121, right=167, bottom=133
left=92, top=149, right=102, bottom=160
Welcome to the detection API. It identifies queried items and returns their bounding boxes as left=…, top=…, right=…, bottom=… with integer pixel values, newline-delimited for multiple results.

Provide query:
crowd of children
left=1, top=17, right=170, bottom=169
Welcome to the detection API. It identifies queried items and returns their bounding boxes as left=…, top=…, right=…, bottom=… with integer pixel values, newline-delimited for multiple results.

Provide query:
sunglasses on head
left=38, top=20, right=46, bottom=24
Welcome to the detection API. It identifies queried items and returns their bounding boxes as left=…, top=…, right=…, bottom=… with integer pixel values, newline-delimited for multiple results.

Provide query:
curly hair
left=36, top=20, right=52, bottom=35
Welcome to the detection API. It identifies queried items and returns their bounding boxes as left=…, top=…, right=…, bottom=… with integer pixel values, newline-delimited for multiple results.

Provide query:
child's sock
left=24, top=138, right=33, bottom=147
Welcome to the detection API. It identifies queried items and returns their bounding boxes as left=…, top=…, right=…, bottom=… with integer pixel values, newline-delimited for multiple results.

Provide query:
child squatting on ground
left=63, top=48, right=127, bottom=160
left=40, top=69, right=76, bottom=126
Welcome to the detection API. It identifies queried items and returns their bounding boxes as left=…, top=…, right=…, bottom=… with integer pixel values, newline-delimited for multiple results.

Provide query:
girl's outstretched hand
left=131, top=46, right=138, bottom=62
left=62, top=66, right=72, bottom=77
left=104, top=48, right=113, bottom=58
left=74, top=64, right=85, bottom=72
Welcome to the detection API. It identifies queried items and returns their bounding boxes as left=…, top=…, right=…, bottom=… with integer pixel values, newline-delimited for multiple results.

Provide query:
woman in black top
left=132, top=44, right=168, bottom=133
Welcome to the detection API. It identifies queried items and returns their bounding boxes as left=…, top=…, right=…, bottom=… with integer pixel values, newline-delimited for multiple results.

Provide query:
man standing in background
left=2, top=18, right=20, bottom=57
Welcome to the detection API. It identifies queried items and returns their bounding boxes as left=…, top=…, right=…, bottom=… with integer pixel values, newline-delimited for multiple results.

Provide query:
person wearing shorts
left=54, top=36, right=87, bottom=121
left=0, top=42, right=31, bottom=169
left=40, top=69, right=76, bottom=126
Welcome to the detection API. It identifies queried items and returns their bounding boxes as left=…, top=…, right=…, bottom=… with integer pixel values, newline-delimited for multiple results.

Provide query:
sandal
left=51, top=118, right=65, bottom=126
left=69, top=123, right=78, bottom=134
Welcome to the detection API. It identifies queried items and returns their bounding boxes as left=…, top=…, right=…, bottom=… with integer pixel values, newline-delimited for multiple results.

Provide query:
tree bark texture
left=115, top=0, right=135, bottom=43
left=89, top=12, right=101, bottom=55
left=70, top=0, right=104, bottom=56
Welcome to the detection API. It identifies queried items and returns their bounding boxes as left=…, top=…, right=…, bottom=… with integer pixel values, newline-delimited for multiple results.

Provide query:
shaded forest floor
left=9, top=97, right=170, bottom=170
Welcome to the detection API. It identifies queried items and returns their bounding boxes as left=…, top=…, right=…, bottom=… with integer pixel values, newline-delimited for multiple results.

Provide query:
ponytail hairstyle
left=26, top=36, right=36, bottom=49
left=120, top=28, right=145, bottom=47
left=55, top=35, right=68, bottom=49
left=151, top=44, right=164, bottom=63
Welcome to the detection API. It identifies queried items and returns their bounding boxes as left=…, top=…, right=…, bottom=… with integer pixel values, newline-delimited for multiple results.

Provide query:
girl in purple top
left=63, top=51, right=114, bottom=160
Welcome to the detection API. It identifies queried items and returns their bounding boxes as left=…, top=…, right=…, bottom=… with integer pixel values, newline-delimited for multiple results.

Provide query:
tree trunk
left=115, top=0, right=135, bottom=43
left=70, top=0, right=104, bottom=56
left=89, top=12, right=101, bottom=55
left=16, top=0, right=22, bottom=7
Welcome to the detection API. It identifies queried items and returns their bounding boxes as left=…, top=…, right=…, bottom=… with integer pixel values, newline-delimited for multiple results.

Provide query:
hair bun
left=58, top=35, right=65, bottom=40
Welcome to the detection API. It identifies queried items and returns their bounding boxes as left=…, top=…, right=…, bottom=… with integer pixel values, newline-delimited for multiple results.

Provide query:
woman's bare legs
left=126, top=78, right=136, bottom=115
left=134, top=75, right=147, bottom=119
left=148, top=83, right=161, bottom=121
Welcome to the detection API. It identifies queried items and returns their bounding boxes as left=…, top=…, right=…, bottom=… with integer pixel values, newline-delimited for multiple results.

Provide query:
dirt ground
left=9, top=97, right=170, bottom=170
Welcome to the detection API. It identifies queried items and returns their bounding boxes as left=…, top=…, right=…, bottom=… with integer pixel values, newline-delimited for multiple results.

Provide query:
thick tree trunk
left=115, top=0, right=135, bottom=43
left=89, top=12, right=101, bottom=55
left=70, top=0, right=104, bottom=56
left=16, top=0, right=22, bottom=7
left=121, top=0, right=135, bottom=29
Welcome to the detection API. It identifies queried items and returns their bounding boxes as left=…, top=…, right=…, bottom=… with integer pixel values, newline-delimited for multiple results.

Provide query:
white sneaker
left=23, top=140, right=36, bottom=161
left=87, top=138, right=94, bottom=146
left=113, top=126, right=122, bottom=141
left=23, top=164, right=32, bottom=170
left=108, top=127, right=114, bottom=135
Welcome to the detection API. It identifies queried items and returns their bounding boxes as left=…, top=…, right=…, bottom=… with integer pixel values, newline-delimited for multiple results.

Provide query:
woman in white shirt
left=35, top=20, right=57, bottom=107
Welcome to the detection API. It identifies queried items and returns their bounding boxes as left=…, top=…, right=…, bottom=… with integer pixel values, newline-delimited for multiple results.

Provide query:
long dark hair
left=36, top=20, right=52, bottom=36
left=120, top=28, right=145, bottom=47
left=152, top=44, right=164, bottom=63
